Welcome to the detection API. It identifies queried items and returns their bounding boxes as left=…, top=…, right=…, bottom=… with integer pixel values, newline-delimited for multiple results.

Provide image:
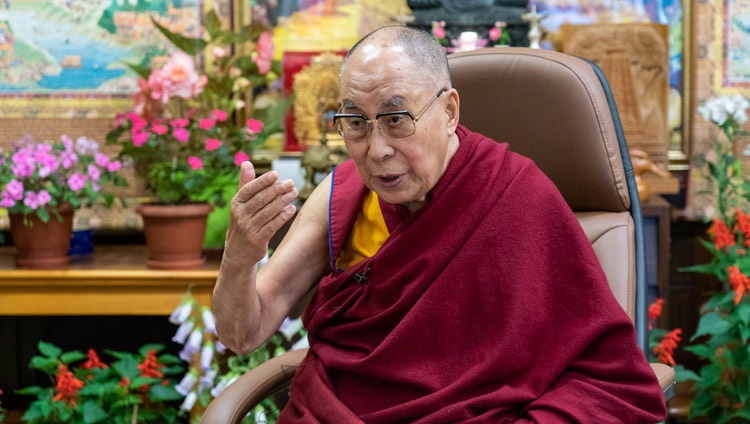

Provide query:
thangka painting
left=718, top=0, right=750, bottom=92
left=0, top=0, right=220, bottom=119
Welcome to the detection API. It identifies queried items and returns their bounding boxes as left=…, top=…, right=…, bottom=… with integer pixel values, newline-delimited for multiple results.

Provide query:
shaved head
left=340, top=25, right=451, bottom=89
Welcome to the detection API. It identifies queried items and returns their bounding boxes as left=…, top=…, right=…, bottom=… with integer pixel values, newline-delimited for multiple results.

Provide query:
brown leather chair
left=201, top=47, right=675, bottom=423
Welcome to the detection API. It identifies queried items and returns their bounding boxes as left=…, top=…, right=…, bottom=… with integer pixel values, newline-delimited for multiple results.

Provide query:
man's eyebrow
left=340, top=95, right=407, bottom=111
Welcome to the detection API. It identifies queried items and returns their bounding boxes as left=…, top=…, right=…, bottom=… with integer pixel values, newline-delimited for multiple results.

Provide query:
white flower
left=180, top=390, right=198, bottom=412
left=169, top=300, right=194, bottom=325
left=292, top=335, right=309, bottom=351
left=210, top=375, right=239, bottom=398
left=179, top=328, right=204, bottom=362
left=699, top=94, right=750, bottom=126
left=215, top=340, right=227, bottom=354
left=175, top=371, right=197, bottom=396
left=172, top=318, right=195, bottom=344
left=199, top=368, right=217, bottom=389
left=200, top=342, right=215, bottom=370
left=202, top=307, right=217, bottom=335
left=278, top=317, right=303, bottom=341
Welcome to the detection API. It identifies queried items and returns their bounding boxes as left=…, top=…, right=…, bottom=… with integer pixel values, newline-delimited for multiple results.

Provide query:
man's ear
left=445, top=88, right=460, bottom=135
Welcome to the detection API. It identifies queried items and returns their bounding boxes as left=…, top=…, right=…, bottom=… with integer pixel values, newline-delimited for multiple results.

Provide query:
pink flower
left=253, top=31, right=275, bottom=74
left=88, top=164, right=101, bottom=182
left=199, top=118, right=216, bottom=130
left=170, top=118, right=190, bottom=128
left=36, top=189, right=51, bottom=206
left=5, top=180, right=24, bottom=200
left=160, top=51, right=207, bottom=100
left=107, top=161, right=122, bottom=172
left=489, top=27, right=501, bottom=41
left=246, top=118, right=264, bottom=134
left=173, top=128, right=190, bottom=143
left=187, top=156, right=203, bottom=170
left=67, top=173, right=87, bottom=191
left=94, top=153, right=110, bottom=168
left=205, top=138, right=222, bottom=151
left=152, top=123, right=168, bottom=135
left=132, top=131, right=149, bottom=147
left=234, top=151, right=249, bottom=166
left=431, top=21, right=446, bottom=39
left=211, top=110, right=228, bottom=122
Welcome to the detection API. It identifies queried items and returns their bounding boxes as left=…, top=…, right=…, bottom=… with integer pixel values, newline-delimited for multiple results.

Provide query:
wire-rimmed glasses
left=333, top=88, right=446, bottom=140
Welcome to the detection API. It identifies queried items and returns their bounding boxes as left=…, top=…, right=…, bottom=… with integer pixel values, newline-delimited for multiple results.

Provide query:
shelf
left=0, top=245, right=219, bottom=315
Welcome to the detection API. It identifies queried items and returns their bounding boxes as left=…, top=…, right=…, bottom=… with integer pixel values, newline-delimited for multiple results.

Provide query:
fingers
left=228, top=170, right=299, bottom=256
left=239, top=161, right=256, bottom=188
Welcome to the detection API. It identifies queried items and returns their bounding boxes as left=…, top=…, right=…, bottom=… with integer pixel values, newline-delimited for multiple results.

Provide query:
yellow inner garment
left=336, top=190, right=390, bottom=270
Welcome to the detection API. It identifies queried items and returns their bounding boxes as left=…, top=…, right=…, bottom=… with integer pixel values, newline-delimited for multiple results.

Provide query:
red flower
left=648, top=298, right=664, bottom=330
left=709, top=217, right=736, bottom=250
left=653, top=329, right=682, bottom=366
left=79, top=348, right=109, bottom=370
left=119, top=377, right=130, bottom=387
left=52, top=364, right=84, bottom=408
left=736, top=209, right=750, bottom=246
left=138, top=350, right=164, bottom=379
left=728, top=265, right=750, bottom=304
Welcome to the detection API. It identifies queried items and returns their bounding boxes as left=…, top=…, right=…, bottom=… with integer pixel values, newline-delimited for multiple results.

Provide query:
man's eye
left=349, top=118, right=366, bottom=128
left=384, top=115, right=406, bottom=126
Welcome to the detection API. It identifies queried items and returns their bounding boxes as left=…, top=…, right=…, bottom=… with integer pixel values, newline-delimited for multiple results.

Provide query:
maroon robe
left=277, top=125, right=667, bottom=423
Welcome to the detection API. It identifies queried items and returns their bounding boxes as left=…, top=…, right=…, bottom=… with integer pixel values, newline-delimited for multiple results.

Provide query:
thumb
left=239, top=161, right=256, bottom=187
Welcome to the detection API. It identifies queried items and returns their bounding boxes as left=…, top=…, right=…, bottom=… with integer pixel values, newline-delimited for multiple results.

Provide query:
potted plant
left=0, top=134, right=127, bottom=269
left=679, top=94, right=750, bottom=421
left=106, top=9, right=290, bottom=269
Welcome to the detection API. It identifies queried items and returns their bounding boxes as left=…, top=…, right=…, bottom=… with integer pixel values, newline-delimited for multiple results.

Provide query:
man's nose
left=367, top=123, right=395, bottom=161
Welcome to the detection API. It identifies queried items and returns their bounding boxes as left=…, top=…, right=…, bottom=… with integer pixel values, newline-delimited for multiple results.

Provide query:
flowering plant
left=488, top=21, right=512, bottom=47
left=16, top=341, right=184, bottom=423
left=679, top=94, right=750, bottom=421
left=168, top=256, right=307, bottom=422
left=0, top=134, right=127, bottom=223
left=106, top=9, right=289, bottom=207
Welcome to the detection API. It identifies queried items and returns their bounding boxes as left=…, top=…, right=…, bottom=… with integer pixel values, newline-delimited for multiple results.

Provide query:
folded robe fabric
left=277, top=125, right=667, bottom=423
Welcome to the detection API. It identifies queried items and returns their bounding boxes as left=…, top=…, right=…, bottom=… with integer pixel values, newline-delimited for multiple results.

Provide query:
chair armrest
left=201, top=348, right=308, bottom=424
left=650, top=363, right=676, bottom=401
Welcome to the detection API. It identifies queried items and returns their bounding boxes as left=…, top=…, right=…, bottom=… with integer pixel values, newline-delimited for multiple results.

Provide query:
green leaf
left=29, top=356, right=58, bottom=373
left=112, top=356, right=140, bottom=381
left=14, top=386, right=44, bottom=396
left=149, top=384, right=184, bottom=402
left=673, top=364, right=701, bottom=382
left=203, top=9, right=224, bottom=40
left=38, top=341, right=62, bottom=358
left=60, top=350, right=86, bottom=365
left=151, top=17, right=207, bottom=56
left=81, top=400, right=109, bottom=424
left=692, top=311, right=733, bottom=340
left=738, top=301, right=750, bottom=325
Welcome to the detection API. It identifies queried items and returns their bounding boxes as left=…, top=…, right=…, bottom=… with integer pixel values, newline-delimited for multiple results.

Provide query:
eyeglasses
left=333, top=88, right=446, bottom=140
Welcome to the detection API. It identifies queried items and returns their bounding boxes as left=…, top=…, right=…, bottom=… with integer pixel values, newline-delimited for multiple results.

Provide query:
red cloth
left=278, top=125, right=667, bottom=423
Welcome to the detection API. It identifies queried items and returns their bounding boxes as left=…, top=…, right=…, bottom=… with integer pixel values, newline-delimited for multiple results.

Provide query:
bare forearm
left=213, top=253, right=265, bottom=353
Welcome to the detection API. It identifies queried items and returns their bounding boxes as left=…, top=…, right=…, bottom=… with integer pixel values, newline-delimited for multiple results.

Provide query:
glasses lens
left=378, top=113, right=416, bottom=138
left=337, top=116, right=369, bottom=139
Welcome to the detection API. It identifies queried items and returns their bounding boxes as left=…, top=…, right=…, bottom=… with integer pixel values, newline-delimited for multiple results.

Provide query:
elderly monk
left=212, top=25, right=668, bottom=423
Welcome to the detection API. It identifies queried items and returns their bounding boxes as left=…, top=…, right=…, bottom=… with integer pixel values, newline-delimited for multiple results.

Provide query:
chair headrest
left=448, top=47, right=630, bottom=212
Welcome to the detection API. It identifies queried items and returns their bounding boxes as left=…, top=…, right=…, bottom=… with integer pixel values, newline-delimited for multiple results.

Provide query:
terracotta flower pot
left=9, top=203, right=74, bottom=269
left=136, top=203, right=214, bottom=270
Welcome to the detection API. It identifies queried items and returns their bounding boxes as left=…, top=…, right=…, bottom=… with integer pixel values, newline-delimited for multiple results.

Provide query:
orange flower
left=736, top=209, right=750, bottom=246
left=709, top=217, right=736, bottom=250
left=52, top=364, right=84, bottom=408
left=653, top=328, right=682, bottom=366
left=79, top=348, right=109, bottom=370
left=648, top=298, right=664, bottom=330
left=728, top=265, right=750, bottom=304
left=138, top=349, right=164, bottom=379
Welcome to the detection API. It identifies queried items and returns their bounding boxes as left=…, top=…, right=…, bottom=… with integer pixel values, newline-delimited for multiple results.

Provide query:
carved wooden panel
left=561, top=23, right=670, bottom=168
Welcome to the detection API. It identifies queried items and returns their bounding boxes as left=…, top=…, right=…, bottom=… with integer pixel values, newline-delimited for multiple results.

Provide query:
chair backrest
left=447, top=47, right=647, bottom=349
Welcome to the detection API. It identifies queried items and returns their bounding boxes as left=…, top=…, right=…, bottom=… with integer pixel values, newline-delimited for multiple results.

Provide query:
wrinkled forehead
left=339, top=44, right=426, bottom=110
